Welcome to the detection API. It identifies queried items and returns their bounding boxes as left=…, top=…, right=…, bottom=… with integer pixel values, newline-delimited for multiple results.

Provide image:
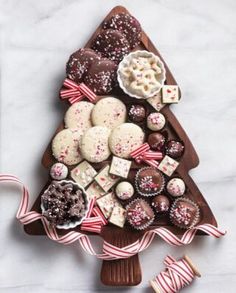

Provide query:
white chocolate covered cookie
left=109, top=123, right=145, bottom=158
left=80, top=126, right=111, bottom=163
left=64, top=101, right=94, bottom=133
left=52, top=128, right=83, bottom=165
left=91, top=97, right=127, bottom=129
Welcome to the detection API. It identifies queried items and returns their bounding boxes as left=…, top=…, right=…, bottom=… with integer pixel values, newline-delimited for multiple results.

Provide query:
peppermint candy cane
left=0, top=174, right=226, bottom=260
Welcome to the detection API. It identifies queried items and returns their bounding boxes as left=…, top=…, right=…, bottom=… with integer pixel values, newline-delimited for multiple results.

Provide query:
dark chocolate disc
left=128, top=104, right=146, bottom=123
left=91, top=29, right=130, bottom=63
left=66, top=48, right=101, bottom=83
left=148, top=132, right=166, bottom=151
left=84, top=59, right=118, bottom=95
left=166, top=140, right=184, bottom=159
left=102, top=13, right=142, bottom=49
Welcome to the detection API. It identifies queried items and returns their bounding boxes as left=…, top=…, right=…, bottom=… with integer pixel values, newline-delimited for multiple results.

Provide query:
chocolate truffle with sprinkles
left=66, top=48, right=101, bottom=83
left=166, top=140, right=184, bottom=159
left=148, top=132, right=166, bottom=151
left=135, top=167, right=165, bottom=197
left=102, top=13, right=142, bottom=49
left=128, top=104, right=146, bottom=123
left=91, top=29, right=130, bottom=63
left=84, top=59, right=117, bottom=95
left=126, top=199, right=154, bottom=230
left=152, top=195, right=170, bottom=213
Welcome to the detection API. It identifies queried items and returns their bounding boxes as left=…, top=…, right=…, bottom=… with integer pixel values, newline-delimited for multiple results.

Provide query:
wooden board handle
left=100, top=227, right=142, bottom=286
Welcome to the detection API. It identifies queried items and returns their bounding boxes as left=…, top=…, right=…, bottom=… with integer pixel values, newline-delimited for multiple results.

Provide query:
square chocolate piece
left=96, top=192, right=121, bottom=218
left=110, top=156, right=132, bottom=178
left=85, top=181, right=106, bottom=200
left=71, top=160, right=97, bottom=187
left=158, top=155, right=179, bottom=176
left=147, top=91, right=165, bottom=112
left=109, top=206, right=126, bottom=228
left=95, top=165, right=120, bottom=192
left=162, top=85, right=179, bottom=104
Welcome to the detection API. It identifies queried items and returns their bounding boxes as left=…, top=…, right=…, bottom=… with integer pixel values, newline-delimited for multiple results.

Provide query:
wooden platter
left=24, top=6, right=217, bottom=287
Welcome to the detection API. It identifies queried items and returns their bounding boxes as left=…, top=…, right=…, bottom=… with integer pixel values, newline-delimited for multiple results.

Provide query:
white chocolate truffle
left=147, top=112, right=166, bottom=131
left=115, top=181, right=134, bottom=200
left=80, top=126, right=111, bottom=163
left=52, top=128, right=83, bottom=165
left=91, top=97, right=127, bottom=129
left=109, top=123, right=145, bottom=158
left=50, top=163, right=68, bottom=180
left=167, top=178, right=185, bottom=197
left=64, top=101, right=94, bottom=133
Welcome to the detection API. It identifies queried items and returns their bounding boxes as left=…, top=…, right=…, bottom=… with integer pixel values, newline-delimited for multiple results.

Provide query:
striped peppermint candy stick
left=0, top=174, right=226, bottom=261
left=60, top=78, right=96, bottom=104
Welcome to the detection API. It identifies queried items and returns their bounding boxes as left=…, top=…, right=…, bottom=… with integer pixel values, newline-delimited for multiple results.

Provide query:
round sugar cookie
left=91, top=97, right=127, bottom=129
left=64, top=101, right=94, bottom=133
left=80, top=126, right=111, bottom=163
left=52, top=128, right=83, bottom=165
left=109, top=123, right=145, bottom=158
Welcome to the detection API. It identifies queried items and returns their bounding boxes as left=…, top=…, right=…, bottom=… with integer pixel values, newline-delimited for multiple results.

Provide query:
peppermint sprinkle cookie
left=80, top=126, right=111, bottom=163
left=52, top=128, right=83, bottom=165
left=91, top=97, right=127, bottom=129
left=109, top=123, right=145, bottom=158
left=64, top=101, right=94, bottom=133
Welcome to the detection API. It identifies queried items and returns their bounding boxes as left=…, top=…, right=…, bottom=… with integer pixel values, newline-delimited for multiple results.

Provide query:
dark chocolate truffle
left=166, top=140, right=184, bottom=159
left=91, top=29, right=130, bottom=63
left=66, top=48, right=101, bottom=83
left=135, top=167, right=165, bottom=196
left=102, top=13, right=142, bottom=49
left=170, top=198, right=200, bottom=229
left=128, top=104, right=146, bottom=123
left=126, top=199, right=154, bottom=230
left=84, top=59, right=118, bottom=95
left=152, top=195, right=170, bottom=213
left=148, top=132, right=166, bottom=151
left=41, top=181, right=87, bottom=227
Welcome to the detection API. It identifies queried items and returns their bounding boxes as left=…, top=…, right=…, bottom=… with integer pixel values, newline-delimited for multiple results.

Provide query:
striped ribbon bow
left=60, top=78, right=97, bottom=104
left=130, top=143, right=163, bottom=168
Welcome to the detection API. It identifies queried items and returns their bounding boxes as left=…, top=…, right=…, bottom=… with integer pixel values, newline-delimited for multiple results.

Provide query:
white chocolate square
left=158, top=155, right=179, bottom=176
left=109, top=206, right=126, bottom=228
left=110, top=156, right=132, bottom=178
left=71, top=160, right=97, bottom=187
left=162, top=85, right=179, bottom=104
left=147, top=91, right=165, bottom=112
left=95, top=165, right=120, bottom=192
left=96, top=192, right=121, bottom=218
left=85, top=181, right=106, bottom=201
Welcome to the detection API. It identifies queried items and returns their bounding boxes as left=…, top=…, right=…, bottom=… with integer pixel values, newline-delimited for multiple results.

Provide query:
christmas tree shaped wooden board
left=24, top=6, right=217, bottom=286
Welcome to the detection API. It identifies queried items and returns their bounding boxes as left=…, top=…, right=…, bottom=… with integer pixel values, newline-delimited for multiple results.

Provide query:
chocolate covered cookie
left=91, top=29, right=130, bottom=63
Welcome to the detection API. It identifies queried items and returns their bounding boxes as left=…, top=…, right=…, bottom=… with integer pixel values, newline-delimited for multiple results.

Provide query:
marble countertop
left=0, top=0, right=235, bottom=292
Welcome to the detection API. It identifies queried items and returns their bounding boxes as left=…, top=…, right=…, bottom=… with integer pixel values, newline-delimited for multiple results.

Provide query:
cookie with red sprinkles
left=91, top=29, right=130, bottom=63
left=102, top=13, right=142, bottom=49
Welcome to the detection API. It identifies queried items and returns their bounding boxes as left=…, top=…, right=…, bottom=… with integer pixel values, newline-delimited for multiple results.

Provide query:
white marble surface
left=0, top=0, right=235, bottom=292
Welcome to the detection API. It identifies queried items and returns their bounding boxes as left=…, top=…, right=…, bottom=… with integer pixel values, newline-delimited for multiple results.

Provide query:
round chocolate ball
left=148, top=132, right=166, bottom=151
left=128, top=104, right=146, bottom=123
left=167, top=178, right=186, bottom=197
left=166, top=140, right=184, bottom=159
left=115, top=181, right=134, bottom=200
left=151, top=195, right=170, bottom=213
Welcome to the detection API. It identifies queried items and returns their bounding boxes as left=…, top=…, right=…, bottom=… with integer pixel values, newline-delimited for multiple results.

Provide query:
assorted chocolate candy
left=43, top=12, right=200, bottom=231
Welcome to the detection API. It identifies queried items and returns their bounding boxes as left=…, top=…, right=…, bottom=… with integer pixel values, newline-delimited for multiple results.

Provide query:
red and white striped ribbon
left=60, top=78, right=97, bottom=104
left=130, top=143, right=163, bottom=168
left=0, top=174, right=226, bottom=260
left=152, top=255, right=197, bottom=292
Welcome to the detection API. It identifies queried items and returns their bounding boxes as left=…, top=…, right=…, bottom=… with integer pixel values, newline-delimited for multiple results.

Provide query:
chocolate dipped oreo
left=91, top=29, right=130, bottom=63
left=102, top=13, right=142, bottom=49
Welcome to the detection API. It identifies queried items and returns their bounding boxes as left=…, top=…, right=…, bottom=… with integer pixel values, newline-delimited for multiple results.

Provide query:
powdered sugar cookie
left=52, top=128, right=83, bottom=165
left=109, top=123, right=145, bottom=158
left=91, top=97, right=127, bottom=129
left=80, top=126, right=111, bottom=163
left=64, top=101, right=94, bottom=133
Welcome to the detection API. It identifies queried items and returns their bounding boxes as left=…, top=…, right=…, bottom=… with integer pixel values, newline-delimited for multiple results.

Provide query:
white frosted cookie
left=80, top=126, right=111, bottom=163
left=64, top=101, right=94, bottom=133
left=52, top=128, right=83, bottom=165
left=91, top=97, right=127, bottom=129
left=109, top=123, right=145, bottom=158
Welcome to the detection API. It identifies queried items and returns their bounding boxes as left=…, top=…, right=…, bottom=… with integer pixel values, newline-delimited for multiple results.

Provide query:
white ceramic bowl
left=41, top=180, right=89, bottom=230
left=117, top=50, right=166, bottom=100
